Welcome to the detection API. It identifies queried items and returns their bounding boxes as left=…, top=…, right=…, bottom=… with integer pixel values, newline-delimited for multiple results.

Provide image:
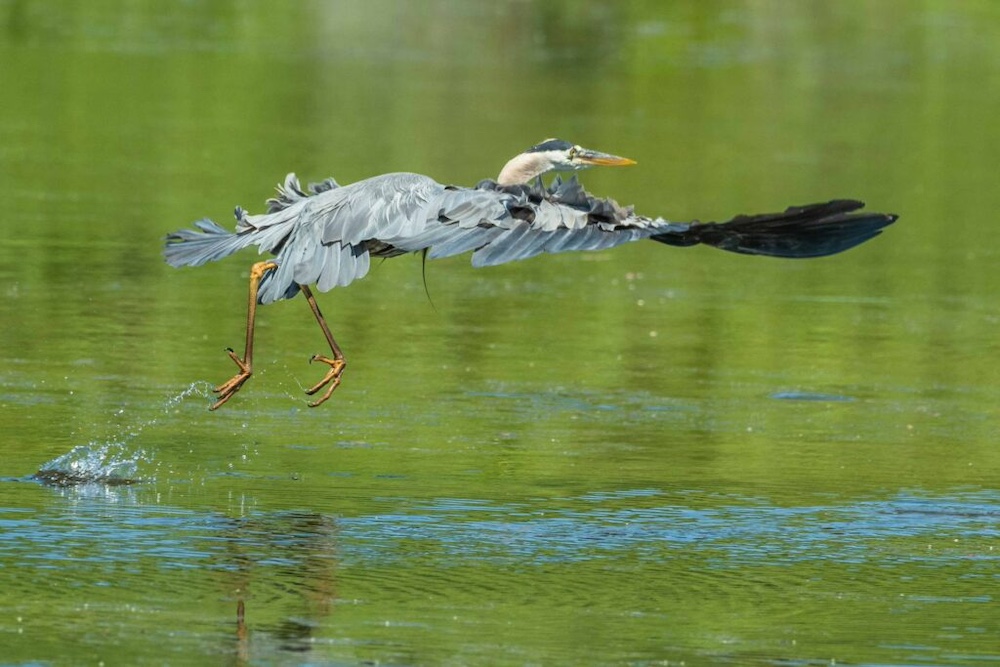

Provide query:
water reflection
left=0, top=486, right=340, bottom=663
left=215, top=511, right=339, bottom=660
left=1, top=482, right=996, bottom=664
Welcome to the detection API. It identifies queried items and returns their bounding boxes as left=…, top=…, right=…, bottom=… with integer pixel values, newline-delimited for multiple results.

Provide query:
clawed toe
left=202, top=276, right=346, bottom=410
left=305, top=354, right=346, bottom=407
left=211, top=349, right=252, bottom=410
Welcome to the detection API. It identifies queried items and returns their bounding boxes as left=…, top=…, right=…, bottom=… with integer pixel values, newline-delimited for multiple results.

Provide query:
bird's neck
left=497, top=153, right=550, bottom=186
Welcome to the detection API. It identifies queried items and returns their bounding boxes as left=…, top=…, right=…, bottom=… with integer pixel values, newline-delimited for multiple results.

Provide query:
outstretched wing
left=175, top=172, right=680, bottom=303
left=384, top=175, right=683, bottom=268
left=257, top=172, right=668, bottom=301
left=248, top=173, right=443, bottom=302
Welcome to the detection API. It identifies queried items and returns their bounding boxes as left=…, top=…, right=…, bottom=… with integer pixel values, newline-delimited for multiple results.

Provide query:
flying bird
left=165, top=139, right=896, bottom=409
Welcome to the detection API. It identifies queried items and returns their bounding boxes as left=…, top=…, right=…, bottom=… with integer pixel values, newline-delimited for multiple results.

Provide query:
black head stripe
left=527, top=139, right=573, bottom=153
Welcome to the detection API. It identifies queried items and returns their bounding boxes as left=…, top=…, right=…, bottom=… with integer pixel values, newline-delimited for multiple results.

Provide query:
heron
left=165, top=138, right=896, bottom=410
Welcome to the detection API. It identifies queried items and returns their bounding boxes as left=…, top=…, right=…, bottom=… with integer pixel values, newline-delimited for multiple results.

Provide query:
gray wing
left=255, top=173, right=687, bottom=301
left=249, top=173, right=452, bottom=303
left=384, top=175, right=688, bottom=268
left=169, top=172, right=685, bottom=304
left=250, top=173, right=687, bottom=303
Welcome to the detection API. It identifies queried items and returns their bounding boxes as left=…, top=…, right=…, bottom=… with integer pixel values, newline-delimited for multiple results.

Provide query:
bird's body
left=165, top=139, right=897, bottom=409
left=168, top=170, right=694, bottom=304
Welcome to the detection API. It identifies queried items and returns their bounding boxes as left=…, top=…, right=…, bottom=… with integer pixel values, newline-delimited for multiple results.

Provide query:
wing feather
left=315, top=241, right=343, bottom=293
left=172, top=168, right=668, bottom=305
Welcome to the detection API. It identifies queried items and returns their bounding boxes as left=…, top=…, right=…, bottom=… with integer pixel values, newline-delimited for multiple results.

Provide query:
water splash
left=32, top=382, right=211, bottom=487
left=34, top=442, right=146, bottom=486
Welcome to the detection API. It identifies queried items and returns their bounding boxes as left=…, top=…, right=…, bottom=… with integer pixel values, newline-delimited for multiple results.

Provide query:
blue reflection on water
left=337, top=491, right=1000, bottom=569
left=5, top=488, right=994, bottom=574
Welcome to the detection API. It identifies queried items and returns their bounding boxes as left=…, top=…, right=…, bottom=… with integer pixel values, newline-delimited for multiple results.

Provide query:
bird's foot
left=211, top=348, right=252, bottom=410
left=305, top=354, right=346, bottom=407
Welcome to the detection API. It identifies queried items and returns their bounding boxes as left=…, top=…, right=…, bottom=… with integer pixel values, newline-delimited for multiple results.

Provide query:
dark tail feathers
left=651, top=200, right=897, bottom=258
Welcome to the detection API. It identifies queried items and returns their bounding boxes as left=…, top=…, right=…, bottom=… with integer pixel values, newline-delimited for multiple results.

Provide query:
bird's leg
left=299, top=284, right=346, bottom=408
left=211, top=260, right=278, bottom=410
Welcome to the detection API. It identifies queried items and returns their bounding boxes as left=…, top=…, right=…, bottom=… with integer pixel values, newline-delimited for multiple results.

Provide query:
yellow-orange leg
left=300, top=284, right=346, bottom=407
left=211, top=260, right=278, bottom=410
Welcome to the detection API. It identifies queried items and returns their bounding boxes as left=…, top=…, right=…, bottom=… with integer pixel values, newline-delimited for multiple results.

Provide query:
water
left=2, top=1, right=1000, bottom=664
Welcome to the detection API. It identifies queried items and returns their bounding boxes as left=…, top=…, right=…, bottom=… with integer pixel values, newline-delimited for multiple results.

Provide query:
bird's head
left=497, top=139, right=636, bottom=186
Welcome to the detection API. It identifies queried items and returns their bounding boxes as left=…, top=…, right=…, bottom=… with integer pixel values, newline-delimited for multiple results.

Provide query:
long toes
left=305, top=371, right=335, bottom=395
left=214, top=373, right=247, bottom=395
left=225, top=349, right=250, bottom=371
left=213, top=381, right=236, bottom=396
left=210, top=391, right=236, bottom=411
left=211, top=379, right=246, bottom=409
left=304, top=358, right=345, bottom=404
left=307, top=377, right=342, bottom=407
left=211, top=368, right=251, bottom=409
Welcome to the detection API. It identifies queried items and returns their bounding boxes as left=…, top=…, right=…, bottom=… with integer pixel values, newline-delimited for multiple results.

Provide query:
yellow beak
left=576, top=149, right=637, bottom=167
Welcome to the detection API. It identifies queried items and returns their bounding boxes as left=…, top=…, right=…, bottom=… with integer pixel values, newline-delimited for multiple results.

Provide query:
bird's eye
left=568, top=147, right=578, bottom=159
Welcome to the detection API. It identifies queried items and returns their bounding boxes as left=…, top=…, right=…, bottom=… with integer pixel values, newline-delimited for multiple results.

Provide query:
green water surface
left=1, top=1, right=998, bottom=665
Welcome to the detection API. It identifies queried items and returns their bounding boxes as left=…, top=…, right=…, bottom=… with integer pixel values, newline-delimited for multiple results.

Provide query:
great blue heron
left=165, top=138, right=896, bottom=409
